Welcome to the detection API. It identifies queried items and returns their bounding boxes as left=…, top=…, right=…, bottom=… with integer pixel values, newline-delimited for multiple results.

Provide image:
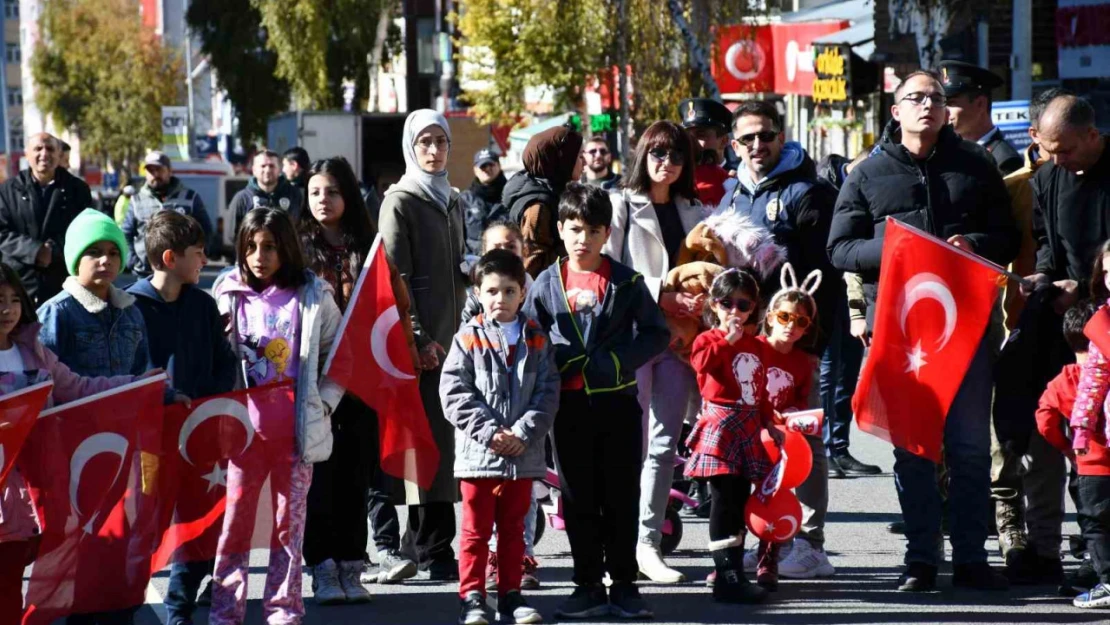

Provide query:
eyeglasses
left=900, top=92, right=946, bottom=107
left=773, top=310, right=811, bottom=329
left=586, top=148, right=609, bottom=156
left=648, top=148, right=685, bottom=164
left=716, top=297, right=754, bottom=313
left=736, top=131, right=779, bottom=147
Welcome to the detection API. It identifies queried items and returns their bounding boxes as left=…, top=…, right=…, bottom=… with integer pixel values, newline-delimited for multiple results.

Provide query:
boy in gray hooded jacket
left=440, top=249, right=560, bottom=625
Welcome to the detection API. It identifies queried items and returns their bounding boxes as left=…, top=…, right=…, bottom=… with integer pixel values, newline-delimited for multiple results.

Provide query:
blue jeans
left=164, top=559, right=214, bottom=623
left=820, top=292, right=864, bottom=455
left=893, top=337, right=993, bottom=567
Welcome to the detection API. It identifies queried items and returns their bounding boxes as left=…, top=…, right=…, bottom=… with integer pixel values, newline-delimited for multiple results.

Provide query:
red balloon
left=745, top=490, right=803, bottom=543
left=760, top=425, right=813, bottom=490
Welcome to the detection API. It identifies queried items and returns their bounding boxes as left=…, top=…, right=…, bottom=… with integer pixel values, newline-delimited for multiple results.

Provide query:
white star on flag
left=201, top=463, right=228, bottom=493
left=905, top=341, right=928, bottom=377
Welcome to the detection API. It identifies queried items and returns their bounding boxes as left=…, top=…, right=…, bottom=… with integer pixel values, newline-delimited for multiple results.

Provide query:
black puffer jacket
left=459, top=172, right=508, bottom=255
left=827, top=120, right=1019, bottom=295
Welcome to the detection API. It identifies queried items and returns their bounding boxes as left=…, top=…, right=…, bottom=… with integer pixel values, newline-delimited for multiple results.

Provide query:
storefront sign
left=161, top=106, right=190, bottom=161
left=812, top=44, right=852, bottom=108
left=770, top=21, right=849, bottom=96
left=992, top=100, right=1034, bottom=152
left=1057, top=0, right=1110, bottom=79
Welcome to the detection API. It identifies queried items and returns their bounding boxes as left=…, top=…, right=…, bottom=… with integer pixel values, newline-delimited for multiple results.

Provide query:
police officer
left=679, top=98, right=733, bottom=206
left=938, top=60, right=1022, bottom=175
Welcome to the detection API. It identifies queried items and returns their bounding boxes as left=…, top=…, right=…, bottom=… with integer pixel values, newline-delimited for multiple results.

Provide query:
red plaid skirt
left=684, top=400, right=772, bottom=480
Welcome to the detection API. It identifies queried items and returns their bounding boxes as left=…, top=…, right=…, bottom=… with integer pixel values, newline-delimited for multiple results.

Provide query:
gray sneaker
left=376, top=548, right=418, bottom=584
left=311, top=559, right=347, bottom=605
left=498, top=590, right=543, bottom=624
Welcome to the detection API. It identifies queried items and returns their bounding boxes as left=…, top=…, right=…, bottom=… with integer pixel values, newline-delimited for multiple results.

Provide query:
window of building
left=5, top=43, right=19, bottom=64
left=10, top=129, right=22, bottom=152
left=4, top=0, right=18, bottom=19
left=415, top=18, right=437, bottom=75
left=7, top=87, right=21, bottom=107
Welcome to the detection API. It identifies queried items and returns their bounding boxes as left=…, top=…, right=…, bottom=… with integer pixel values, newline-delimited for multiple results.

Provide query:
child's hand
left=491, top=428, right=525, bottom=456
left=764, top=424, right=785, bottom=447
left=172, top=393, right=192, bottom=409
left=772, top=410, right=786, bottom=425
left=141, top=368, right=167, bottom=379
left=418, top=341, right=447, bottom=370
left=850, top=318, right=870, bottom=347
left=725, top=317, right=745, bottom=344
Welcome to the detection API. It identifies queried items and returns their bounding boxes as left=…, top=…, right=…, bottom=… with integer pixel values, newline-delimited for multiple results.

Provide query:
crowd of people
left=0, top=58, right=1108, bottom=625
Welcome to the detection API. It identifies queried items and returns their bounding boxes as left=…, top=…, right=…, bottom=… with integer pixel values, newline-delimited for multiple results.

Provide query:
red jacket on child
left=1039, top=363, right=1110, bottom=476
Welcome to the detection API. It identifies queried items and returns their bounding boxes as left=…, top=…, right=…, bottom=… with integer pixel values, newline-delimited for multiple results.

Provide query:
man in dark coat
left=458, top=148, right=508, bottom=256
left=0, top=132, right=94, bottom=305
left=829, top=69, right=1019, bottom=593
left=680, top=98, right=733, bottom=206
left=939, top=60, right=1022, bottom=175
left=229, top=150, right=304, bottom=234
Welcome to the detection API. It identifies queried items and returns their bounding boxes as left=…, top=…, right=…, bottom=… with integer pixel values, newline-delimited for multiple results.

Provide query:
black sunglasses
left=716, top=297, right=754, bottom=313
left=586, top=148, right=609, bottom=156
left=736, top=131, right=779, bottom=147
left=648, top=148, right=685, bottom=164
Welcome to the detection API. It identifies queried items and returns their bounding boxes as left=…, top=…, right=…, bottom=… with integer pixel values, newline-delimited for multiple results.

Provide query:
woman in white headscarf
left=377, top=109, right=467, bottom=579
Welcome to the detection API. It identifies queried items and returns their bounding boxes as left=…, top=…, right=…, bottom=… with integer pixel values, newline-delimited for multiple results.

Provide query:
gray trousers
left=1022, top=430, right=1070, bottom=558
left=796, top=434, right=829, bottom=549
left=636, top=350, right=698, bottom=546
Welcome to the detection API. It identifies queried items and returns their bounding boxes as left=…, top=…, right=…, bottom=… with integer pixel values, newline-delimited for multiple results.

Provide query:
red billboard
left=771, top=21, right=849, bottom=96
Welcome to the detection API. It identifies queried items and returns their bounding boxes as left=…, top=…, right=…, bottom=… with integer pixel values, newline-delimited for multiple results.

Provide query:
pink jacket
left=0, top=323, right=135, bottom=543
left=1071, top=340, right=1110, bottom=453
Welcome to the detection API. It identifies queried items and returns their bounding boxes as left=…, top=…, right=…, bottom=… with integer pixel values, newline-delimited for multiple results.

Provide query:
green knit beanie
left=64, top=208, right=129, bottom=276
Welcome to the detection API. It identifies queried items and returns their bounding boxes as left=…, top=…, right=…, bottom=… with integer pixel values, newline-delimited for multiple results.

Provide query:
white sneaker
left=636, top=541, right=686, bottom=583
left=778, top=539, right=835, bottom=579
left=742, top=540, right=793, bottom=573
left=311, top=559, right=347, bottom=605
left=338, top=560, right=373, bottom=603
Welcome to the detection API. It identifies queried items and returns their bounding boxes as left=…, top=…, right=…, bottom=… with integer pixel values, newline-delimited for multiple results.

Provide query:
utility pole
left=1011, top=0, right=1032, bottom=100
left=184, top=0, right=194, bottom=159
left=617, top=0, right=630, bottom=166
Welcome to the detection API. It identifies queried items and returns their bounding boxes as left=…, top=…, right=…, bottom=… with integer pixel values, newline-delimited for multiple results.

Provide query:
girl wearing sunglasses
left=684, top=268, right=782, bottom=604
left=603, top=120, right=707, bottom=584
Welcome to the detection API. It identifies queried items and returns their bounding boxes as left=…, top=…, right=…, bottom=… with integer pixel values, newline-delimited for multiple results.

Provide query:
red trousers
left=459, top=478, right=532, bottom=598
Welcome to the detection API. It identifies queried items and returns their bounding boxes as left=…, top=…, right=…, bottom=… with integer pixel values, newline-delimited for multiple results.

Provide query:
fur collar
left=62, top=276, right=135, bottom=314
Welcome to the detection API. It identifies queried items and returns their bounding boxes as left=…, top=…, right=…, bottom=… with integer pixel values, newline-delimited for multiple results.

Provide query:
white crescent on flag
left=178, top=398, right=255, bottom=466
left=372, top=305, right=415, bottom=381
left=69, top=432, right=129, bottom=534
left=772, top=515, right=799, bottom=541
left=899, top=273, right=958, bottom=350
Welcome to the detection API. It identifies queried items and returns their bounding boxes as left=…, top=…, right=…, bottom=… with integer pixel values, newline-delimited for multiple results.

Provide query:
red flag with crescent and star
left=151, top=381, right=295, bottom=571
left=19, top=375, right=166, bottom=624
left=323, top=234, right=439, bottom=490
left=0, top=380, right=53, bottom=489
left=852, top=219, right=1005, bottom=462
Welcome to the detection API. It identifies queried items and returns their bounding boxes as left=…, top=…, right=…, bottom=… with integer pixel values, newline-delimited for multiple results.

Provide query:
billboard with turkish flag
left=715, top=24, right=775, bottom=94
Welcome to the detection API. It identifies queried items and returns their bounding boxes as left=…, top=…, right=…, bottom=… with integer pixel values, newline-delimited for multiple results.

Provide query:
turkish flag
left=852, top=219, right=1004, bottom=462
left=323, top=234, right=439, bottom=489
left=0, top=380, right=53, bottom=488
left=151, top=381, right=295, bottom=570
left=19, top=375, right=166, bottom=624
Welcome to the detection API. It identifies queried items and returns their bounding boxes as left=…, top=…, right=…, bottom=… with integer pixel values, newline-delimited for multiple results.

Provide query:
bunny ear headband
left=769, top=262, right=822, bottom=313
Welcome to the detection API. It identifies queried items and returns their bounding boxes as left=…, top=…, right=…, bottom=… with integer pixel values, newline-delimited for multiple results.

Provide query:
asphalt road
left=113, top=419, right=1096, bottom=625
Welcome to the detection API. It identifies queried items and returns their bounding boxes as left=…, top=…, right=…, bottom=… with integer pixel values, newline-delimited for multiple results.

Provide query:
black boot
left=711, top=547, right=767, bottom=604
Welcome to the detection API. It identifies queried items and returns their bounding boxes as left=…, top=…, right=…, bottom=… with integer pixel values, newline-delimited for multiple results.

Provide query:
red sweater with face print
left=690, top=328, right=774, bottom=424
left=757, top=336, right=814, bottom=413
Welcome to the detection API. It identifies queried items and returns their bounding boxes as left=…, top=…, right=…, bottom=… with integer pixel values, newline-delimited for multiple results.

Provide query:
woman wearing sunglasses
left=604, top=120, right=708, bottom=583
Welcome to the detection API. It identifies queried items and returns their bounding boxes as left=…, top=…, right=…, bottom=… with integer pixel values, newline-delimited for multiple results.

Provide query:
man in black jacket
left=0, top=132, right=94, bottom=305
left=229, top=150, right=303, bottom=234
left=458, top=148, right=508, bottom=256
left=828, top=70, right=1019, bottom=593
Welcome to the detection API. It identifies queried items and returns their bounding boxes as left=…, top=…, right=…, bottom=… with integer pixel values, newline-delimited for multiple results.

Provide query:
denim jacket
left=37, top=277, right=151, bottom=377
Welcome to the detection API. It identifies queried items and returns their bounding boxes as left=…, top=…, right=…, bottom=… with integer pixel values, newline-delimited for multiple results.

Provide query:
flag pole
left=888, top=218, right=1031, bottom=288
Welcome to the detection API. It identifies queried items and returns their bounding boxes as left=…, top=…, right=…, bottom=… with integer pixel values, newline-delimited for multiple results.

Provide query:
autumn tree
left=454, top=0, right=753, bottom=128
left=187, top=0, right=290, bottom=142
left=250, top=0, right=397, bottom=110
left=32, top=0, right=182, bottom=163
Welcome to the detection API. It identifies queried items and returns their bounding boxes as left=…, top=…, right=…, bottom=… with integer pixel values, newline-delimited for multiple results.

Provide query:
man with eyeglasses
left=459, top=148, right=509, bottom=255
left=939, top=61, right=1022, bottom=176
left=581, top=136, right=621, bottom=190
left=679, top=98, right=733, bottom=205
left=828, top=69, right=1019, bottom=593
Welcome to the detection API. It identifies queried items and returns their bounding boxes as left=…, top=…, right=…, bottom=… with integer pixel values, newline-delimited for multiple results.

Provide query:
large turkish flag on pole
left=0, top=380, right=53, bottom=488
left=20, top=375, right=166, bottom=624
left=852, top=219, right=1005, bottom=462
left=323, top=234, right=439, bottom=490
left=151, top=381, right=295, bottom=570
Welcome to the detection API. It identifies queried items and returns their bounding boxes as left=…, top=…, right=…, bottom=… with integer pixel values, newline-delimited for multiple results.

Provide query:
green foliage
left=251, top=0, right=396, bottom=110
left=455, top=0, right=755, bottom=128
left=187, top=0, right=290, bottom=142
left=32, top=0, right=182, bottom=162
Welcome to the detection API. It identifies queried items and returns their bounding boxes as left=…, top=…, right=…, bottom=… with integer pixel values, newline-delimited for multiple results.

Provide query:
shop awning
left=780, top=0, right=871, bottom=24
left=813, top=20, right=875, bottom=62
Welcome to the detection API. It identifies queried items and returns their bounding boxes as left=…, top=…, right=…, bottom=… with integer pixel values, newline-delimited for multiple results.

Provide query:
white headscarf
left=401, top=109, right=452, bottom=211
